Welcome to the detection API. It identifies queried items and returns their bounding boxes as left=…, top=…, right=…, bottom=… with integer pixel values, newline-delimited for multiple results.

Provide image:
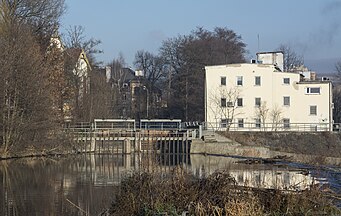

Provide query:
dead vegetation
left=221, top=132, right=341, bottom=158
left=107, top=168, right=340, bottom=216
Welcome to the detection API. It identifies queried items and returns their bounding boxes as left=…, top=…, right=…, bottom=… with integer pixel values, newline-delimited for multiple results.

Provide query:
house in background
left=106, top=67, right=162, bottom=120
left=205, top=51, right=333, bottom=131
left=63, top=48, right=92, bottom=122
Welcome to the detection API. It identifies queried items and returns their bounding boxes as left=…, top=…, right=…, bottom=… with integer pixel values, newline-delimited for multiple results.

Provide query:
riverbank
left=192, top=131, right=341, bottom=166
left=221, top=132, right=341, bottom=158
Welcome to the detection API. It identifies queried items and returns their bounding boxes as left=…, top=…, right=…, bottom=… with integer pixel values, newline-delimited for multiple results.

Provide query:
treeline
left=0, top=0, right=72, bottom=156
left=108, top=27, right=248, bottom=121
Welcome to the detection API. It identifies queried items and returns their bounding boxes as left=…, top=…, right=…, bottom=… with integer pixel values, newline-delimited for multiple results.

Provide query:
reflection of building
left=189, top=155, right=323, bottom=191
left=205, top=52, right=333, bottom=131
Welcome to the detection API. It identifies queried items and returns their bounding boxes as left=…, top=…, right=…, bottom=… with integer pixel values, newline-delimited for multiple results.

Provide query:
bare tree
left=270, top=105, right=283, bottom=131
left=277, top=44, right=304, bottom=72
left=64, top=25, right=102, bottom=65
left=0, top=0, right=65, bottom=156
left=0, top=0, right=65, bottom=49
left=0, top=25, right=53, bottom=156
left=208, top=87, right=242, bottom=131
left=336, top=60, right=341, bottom=78
left=255, top=102, right=269, bottom=131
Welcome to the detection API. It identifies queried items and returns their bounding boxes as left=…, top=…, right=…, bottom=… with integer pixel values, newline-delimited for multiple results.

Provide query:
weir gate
left=65, top=119, right=202, bottom=155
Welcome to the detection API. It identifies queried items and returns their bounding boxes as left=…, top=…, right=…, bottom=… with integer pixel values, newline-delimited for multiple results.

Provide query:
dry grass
left=108, top=168, right=340, bottom=216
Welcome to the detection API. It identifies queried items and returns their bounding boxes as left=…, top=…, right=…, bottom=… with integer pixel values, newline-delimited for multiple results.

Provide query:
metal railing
left=203, top=122, right=333, bottom=132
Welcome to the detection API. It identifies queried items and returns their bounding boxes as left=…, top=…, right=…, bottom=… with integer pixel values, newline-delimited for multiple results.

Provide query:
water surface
left=0, top=154, right=339, bottom=215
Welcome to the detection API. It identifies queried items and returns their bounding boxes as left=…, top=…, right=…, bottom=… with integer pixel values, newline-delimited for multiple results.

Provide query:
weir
left=65, top=119, right=201, bottom=154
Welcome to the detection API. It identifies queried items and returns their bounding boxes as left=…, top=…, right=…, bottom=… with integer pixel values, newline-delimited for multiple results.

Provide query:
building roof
left=64, top=48, right=91, bottom=71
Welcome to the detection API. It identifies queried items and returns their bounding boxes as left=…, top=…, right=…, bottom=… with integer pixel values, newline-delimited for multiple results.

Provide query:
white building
left=205, top=57, right=333, bottom=131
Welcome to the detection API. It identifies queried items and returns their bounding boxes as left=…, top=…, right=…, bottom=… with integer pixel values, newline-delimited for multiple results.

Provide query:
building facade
left=205, top=62, right=333, bottom=131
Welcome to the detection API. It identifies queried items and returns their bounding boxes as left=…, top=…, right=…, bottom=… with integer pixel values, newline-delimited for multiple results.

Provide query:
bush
left=108, top=168, right=340, bottom=215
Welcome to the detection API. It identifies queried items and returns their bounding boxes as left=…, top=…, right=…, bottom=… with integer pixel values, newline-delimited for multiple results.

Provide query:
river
left=0, top=153, right=340, bottom=215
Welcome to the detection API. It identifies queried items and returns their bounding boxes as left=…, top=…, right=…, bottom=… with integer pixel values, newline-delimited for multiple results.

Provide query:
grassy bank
left=107, top=168, right=340, bottom=216
left=221, top=132, right=341, bottom=158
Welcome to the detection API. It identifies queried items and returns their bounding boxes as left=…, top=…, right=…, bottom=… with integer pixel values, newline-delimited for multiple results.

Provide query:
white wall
left=205, top=64, right=332, bottom=131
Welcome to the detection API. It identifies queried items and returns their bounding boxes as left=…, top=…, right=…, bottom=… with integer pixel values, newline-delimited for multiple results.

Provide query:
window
left=306, top=87, right=321, bottom=94
left=221, top=119, right=231, bottom=128
left=221, top=98, right=226, bottom=107
left=310, top=105, right=317, bottom=115
left=227, top=101, right=234, bottom=107
left=255, top=76, right=261, bottom=86
left=221, top=76, right=226, bottom=86
left=237, top=98, right=243, bottom=107
left=255, top=97, right=261, bottom=107
left=283, top=78, right=290, bottom=84
left=237, top=76, right=243, bottom=86
left=255, top=118, right=261, bottom=128
left=283, top=118, right=290, bottom=129
left=238, top=119, right=244, bottom=128
left=283, top=96, right=290, bottom=106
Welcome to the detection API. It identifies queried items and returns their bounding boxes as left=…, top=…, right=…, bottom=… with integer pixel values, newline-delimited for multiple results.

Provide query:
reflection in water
left=0, top=154, right=338, bottom=215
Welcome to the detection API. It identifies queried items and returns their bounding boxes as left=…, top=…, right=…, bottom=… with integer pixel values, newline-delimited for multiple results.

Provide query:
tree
left=0, top=0, right=65, bottom=49
left=0, top=25, right=53, bottom=155
left=255, top=102, right=269, bottom=131
left=0, top=0, right=65, bottom=156
left=134, top=50, right=167, bottom=118
left=277, top=44, right=304, bottom=72
left=333, top=60, right=341, bottom=124
left=208, top=87, right=242, bottom=131
left=159, top=27, right=247, bottom=121
left=336, top=60, right=341, bottom=78
left=270, top=105, right=283, bottom=131
left=64, top=25, right=102, bottom=65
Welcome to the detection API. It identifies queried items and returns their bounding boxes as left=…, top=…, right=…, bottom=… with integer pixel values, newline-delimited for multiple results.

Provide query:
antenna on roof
left=257, top=34, right=260, bottom=52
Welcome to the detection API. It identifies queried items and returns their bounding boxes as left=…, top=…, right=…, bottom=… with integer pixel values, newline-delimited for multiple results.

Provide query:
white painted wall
left=205, top=64, right=333, bottom=131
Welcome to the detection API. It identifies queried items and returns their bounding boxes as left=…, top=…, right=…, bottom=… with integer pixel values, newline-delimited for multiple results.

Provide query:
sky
left=61, top=0, right=341, bottom=74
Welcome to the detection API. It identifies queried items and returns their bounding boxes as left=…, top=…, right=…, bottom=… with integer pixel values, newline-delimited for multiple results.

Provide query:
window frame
left=237, top=76, right=243, bottom=86
left=221, top=98, right=227, bottom=107
left=255, top=76, right=261, bottom=86
left=283, top=78, right=290, bottom=85
left=237, top=98, right=243, bottom=107
left=283, top=96, right=290, bottom=106
left=255, top=118, right=261, bottom=128
left=238, top=119, right=244, bottom=128
left=220, top=76, right=226, bottom=86
left=306, top=87, right=321, bottom=95
left=310, top=105, right=317, bottom=115
left=255, top=97, right=261, bottom=107
left=221, top=118, right=231, bottom=128
left=283, top=118, right=290, bottom=129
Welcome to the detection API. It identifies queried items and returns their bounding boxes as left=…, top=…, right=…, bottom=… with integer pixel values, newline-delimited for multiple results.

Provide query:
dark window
left=221, top=77, right=226, bottom=86
left=283, top=78, right=290, bottom=84
left=283, top=118, right=290, bottom=129
left=237, top=76, right=243, bottom=86
left=310, top=105, right=317, bottom=115
left=255, top=118, right=261, bottom=128
left=221, top=98, right=227, bottom=107
left=237, top=98, right=243, bottom=107
left=221, top=119, right=231, bottom=128
left=306, top=87, right=320, bottom=94
left=255, top=97, right=261, bottom=107
left=283, top=96, right=290, bottom=106
left=238, top=119, right=244, bottom=128
left=255, top=76, right=261, bottom=86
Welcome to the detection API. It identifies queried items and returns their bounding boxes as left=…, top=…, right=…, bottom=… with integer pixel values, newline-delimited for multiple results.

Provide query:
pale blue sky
left=61, top=0, right=341, bottom=73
